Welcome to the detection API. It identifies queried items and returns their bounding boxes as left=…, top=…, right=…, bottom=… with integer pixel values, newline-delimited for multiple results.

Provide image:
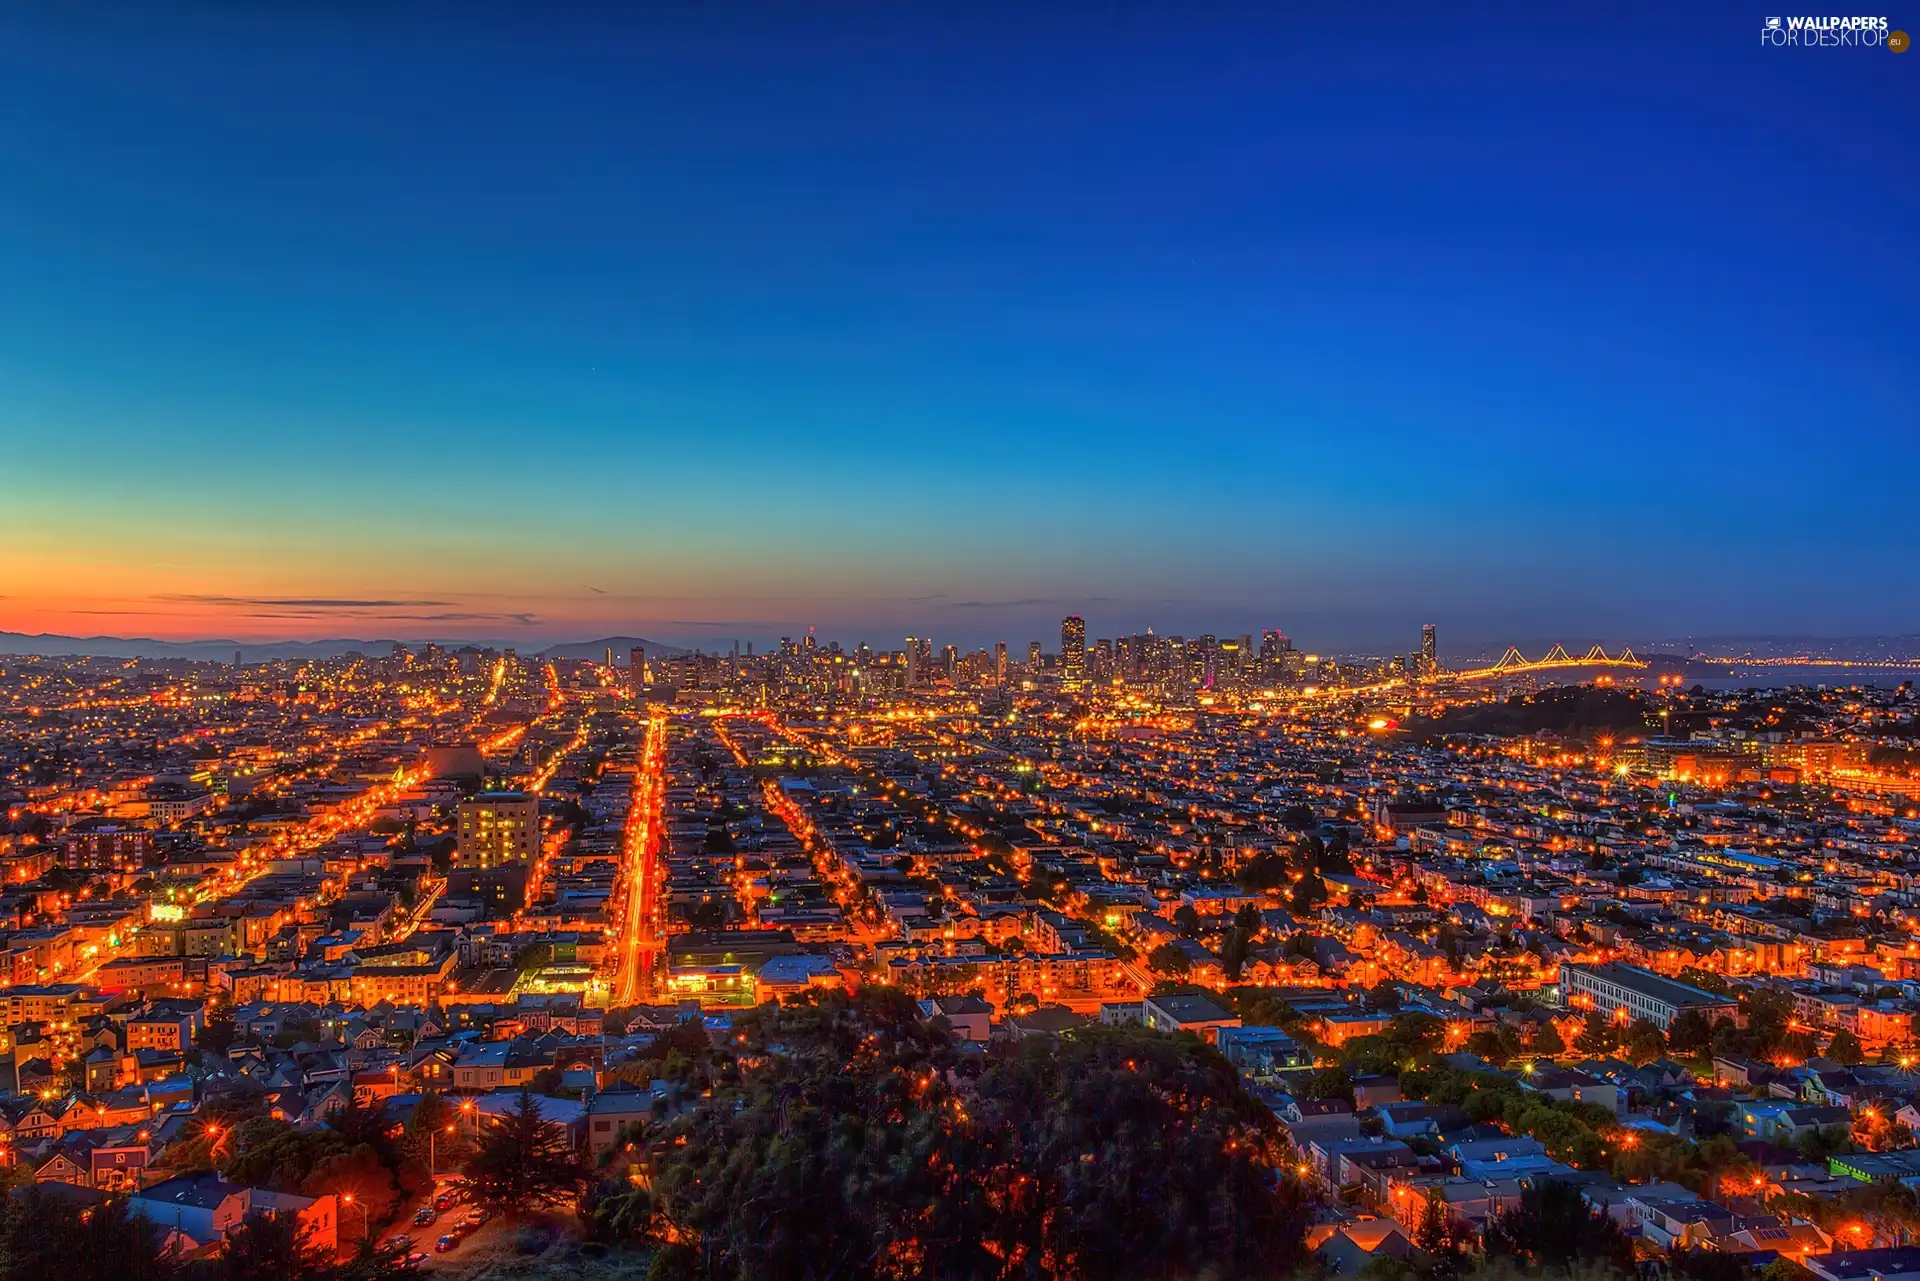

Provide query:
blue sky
left=1, top=1, right=1914, bottom=652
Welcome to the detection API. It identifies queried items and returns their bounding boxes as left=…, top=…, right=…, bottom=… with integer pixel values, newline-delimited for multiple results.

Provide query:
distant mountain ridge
left=536, top=636, right=693, bottom=660
left=0, top=631, right=689, bottom=662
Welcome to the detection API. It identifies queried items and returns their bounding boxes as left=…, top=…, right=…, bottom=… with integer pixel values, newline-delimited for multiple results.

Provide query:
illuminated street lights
left=429, top=1123, right=457, bottom=1175
left=341, top=1192, right=369, bottom=1244
left=202, top=1122, right=229, bottom=1174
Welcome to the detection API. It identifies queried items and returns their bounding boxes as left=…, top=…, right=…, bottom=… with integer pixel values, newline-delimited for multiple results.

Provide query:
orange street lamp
left=341, top=1192, right=370, bottom=1242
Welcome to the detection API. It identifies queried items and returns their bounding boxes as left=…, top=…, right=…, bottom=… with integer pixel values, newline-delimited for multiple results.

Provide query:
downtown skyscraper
left=1061, top=615, right=1087, bottom=691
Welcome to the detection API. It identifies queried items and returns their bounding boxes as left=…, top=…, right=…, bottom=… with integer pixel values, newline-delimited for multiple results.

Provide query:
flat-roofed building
left=1143, top=991, right=1240, bottom=1042
left=1558, top=962, right=1736, bottom=1031
left=63, top=819, right=152, bottom=872
left=456, top=792, right=538, bottom=869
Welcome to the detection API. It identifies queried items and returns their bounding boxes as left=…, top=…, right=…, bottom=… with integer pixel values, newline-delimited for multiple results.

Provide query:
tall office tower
left=1061, top=615, right=1087, bottom=690
left=942, top=644, right=958, bottom=678
left=1217, top=637, right=1247, bottom=687
left=905, top=637, right=922, bottom=688
left=1421, top=624, right=1438, bottom=675
left=993, top=641, right=1008, bottom=680
left=1027, top=640, right=1043, bottom=673
left=629, top=647, right=646, bottom=692
left=1092, top=638, right=1114, bottom=684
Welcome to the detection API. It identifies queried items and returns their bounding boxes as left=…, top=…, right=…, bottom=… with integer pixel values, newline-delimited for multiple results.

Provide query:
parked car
left=386, top=1236, right=411, bottom=1253
left=405, top=1253, right=427, bottom=1270
left=435, top=1235, right=458, bottom=1253
left=414, top=1207, right=436, bottom=1226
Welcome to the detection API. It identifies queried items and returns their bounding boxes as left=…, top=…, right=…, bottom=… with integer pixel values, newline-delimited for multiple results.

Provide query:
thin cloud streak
left=157, top=595, right=454, bottom=608
left=242, top=610, right=539, bottom=625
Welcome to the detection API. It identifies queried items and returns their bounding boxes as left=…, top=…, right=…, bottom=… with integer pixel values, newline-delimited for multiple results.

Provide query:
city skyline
left=4, top=6, right=1920, bottom=1272
left=5, top=3, right=1917, bottom=647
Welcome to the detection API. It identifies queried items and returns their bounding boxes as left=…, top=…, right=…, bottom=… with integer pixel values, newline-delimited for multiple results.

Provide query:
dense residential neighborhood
left=2, top=637, right=1919, bottom=1278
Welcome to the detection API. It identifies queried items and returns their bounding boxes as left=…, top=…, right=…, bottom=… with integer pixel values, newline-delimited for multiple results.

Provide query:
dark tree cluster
left=1410, top=687, right=1657, bottom=741
left=632, top=988, right=1311, bottom=1280
left=0, top=1186, right=413, bottom=1281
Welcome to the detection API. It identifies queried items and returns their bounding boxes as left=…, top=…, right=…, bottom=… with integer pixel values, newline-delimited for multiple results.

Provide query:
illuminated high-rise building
left=1027, top=640, right=1042, bottom=673
left=457, top=792, right=539, bottom=869
left=906, top=637, right=931, bottom=689
left=1421, top=624, right=1437, bottom=675
left=1092, top=638, right=1114, bottom=683
left=994, top=641, right=1008, bottom=681
left=628, top=646, right=646, bottom=693
left=1061, top=615, right=1087, bottom=691
left=1218, top=636, right=1248, bottom=686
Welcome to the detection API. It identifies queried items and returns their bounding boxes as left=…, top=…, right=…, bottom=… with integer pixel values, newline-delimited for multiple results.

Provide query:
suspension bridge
left=1445, top=644, right=1648, bottom=682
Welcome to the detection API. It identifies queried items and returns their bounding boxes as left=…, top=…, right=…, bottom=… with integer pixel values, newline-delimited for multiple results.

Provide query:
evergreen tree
left=1288, top=873, right=1329, bottom=914
left=1531, top=1021, right=1566, bottom=1057
left=1574, top=1011, right=1617, bottom=1057
left=1219, top=929, right=1253, bottom=981
left=0, top=1189, right=176, bottom=1281
left=1146, top=942, right=1191, bottom=978
left=1483, top=1179, right=1634, bottom=1273
left=221, top=1210, right=331, bottom=1281
left=1235, top=852, right=1289, bottom=893
left=1668, top=1008, right=1714, bottom=1054
left=1623, top=1018, right=1667, bottom=1065
left=461, top=1088, right=588, bottom=1212
left=1827, top=1029, right=1865, bottom=1066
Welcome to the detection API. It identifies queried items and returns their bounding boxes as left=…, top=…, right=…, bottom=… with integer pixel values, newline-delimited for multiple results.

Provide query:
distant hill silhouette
left=0, top=631, right=688, bottom=662
left=536, top=636, right=691, bottom=660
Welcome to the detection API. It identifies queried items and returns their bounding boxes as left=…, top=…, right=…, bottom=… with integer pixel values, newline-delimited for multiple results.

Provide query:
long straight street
left=612, top=711, right=667, bottom=1006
